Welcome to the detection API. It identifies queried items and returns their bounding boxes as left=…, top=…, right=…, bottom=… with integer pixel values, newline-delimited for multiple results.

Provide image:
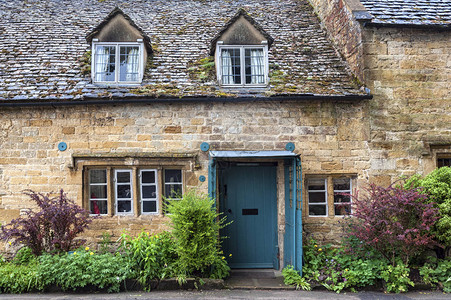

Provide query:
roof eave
left=0, top=94, right=373, bottom=107
left=363, top=21, right=451, bottom=31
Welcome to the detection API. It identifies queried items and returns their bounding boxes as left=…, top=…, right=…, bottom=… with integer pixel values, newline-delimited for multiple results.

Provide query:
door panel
left=220, top=165, right=277, bottom=268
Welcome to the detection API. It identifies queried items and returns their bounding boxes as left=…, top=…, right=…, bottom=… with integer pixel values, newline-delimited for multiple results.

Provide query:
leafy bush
left=297, top=238, right=408, bottom=293
left=120, top=231, right=177, bottom=290
left=346, top=183, right=439, bottom=265
left=405, top=167, right=451, bottom=249
left=38, top=248, right=131, bottom=292
left=12, top=247, right=36, bottom=265
left=300, top=239, right=381, bottom=293
left=1, top=189, right=93, bottom=255
left=165, top=189, right=230, bottom=279
left=343, top=258, right=385, bottom=289
left=302, top=238, right=333, bottom=281
left=0, top=262, right=41, bottom=293
left=282, top=265, right=311, bottom=290
left=420, top=258, right=451, bottom=293
left=99, top=232, right=114, bottom=254
left=381, top=262, right=414, bottom=293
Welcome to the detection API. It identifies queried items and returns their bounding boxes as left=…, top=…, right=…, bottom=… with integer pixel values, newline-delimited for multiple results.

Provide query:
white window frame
left=140, top=169, right=159, bottom=215
left=164, top=169, right=183, bottom=200
left=91, top=40, right=144, bottom=85
left=333, top=178, right=352, bottom=217
left=89, top=169, right=108, bottom=216
left=215, top=41, right=269, bottom=87
left=114, top=169, right=133, bottom=215
left=307, top=178, right=328, bottom=217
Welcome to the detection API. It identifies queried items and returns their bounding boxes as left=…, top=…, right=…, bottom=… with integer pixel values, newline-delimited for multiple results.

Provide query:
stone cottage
left=0, top=0, right=449, bottom=270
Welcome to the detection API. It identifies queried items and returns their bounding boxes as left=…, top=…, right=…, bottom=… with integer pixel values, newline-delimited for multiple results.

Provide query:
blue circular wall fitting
left=199, top=175, right=206, bottom=182
left=58, top=142, right=67, bottom=151
left=200, top=142, right=210, bottom=152
left=285, top=142, right=295, bottom=152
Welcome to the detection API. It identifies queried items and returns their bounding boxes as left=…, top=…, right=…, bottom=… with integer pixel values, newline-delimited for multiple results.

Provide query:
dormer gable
left=86, top=7, right=152, bottom=54
left=86, top=7, right=151, bottom=85
left=210, top=8, right=274, bottom=56
left=212, top=9, right=274, bottom=87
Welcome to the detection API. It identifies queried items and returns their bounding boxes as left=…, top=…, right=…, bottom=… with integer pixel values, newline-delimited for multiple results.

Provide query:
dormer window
left=211, top=8, right=274, bottom=88
left=218, top=44, right=267, bottom=86
left=93, top=41, right=144, bottom=83
left=86, top=7, right=152, bottom=85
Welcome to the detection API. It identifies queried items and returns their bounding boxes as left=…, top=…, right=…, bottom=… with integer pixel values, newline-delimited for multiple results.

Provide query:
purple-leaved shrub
left=1, top=189, right=93, bottom=255
left=346, top=183, right=439, bottom=266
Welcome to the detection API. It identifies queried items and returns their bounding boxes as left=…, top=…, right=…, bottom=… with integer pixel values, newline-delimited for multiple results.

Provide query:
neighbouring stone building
left=0, top=0, right=449, bottom=270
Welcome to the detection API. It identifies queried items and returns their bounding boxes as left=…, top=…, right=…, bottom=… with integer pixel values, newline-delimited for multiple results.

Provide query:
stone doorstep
left=225, top=269, right=295, bottom=290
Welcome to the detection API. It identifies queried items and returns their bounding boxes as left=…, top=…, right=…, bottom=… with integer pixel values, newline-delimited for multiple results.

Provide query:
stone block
left=369, top=175, right=391, bottom=188
left=62, top=127, right=75, bottom=134
left=164, top=126, right=182, bottom=134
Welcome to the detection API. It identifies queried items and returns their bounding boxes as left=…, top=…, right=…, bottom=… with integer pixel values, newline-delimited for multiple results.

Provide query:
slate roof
left=0, top=0, right=366, bottom=102
left=360, top=0, right=451, bottom=27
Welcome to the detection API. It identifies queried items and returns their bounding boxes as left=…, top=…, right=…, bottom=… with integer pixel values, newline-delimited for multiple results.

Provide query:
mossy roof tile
left=0, top=0, right=367, bottom=101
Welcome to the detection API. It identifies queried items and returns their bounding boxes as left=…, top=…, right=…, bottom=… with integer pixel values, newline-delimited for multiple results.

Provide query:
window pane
left=90, top=200, right=107, bottom=215
left=95, top=46, right=115, bottom=82
left=116, top=171, right=130, bottom=183
left=143, top=201, right=157, bottom=213
left=335, top=203, right=351, bottom=216
left=308, top=179, right=326, bottom=190
left=334, top=193, right=350, bottom=203
left=309, top=205, right=326, bottom=216
left=90, top=185, right=107, bottom=199
left=334, top=178, right=350, bottom=190
left=165, top=184, right=182, bottom=198
left=221, top=49, right=241, bottom=84
left=308, top=192, right=326, bottom=203
left=142, top=185, right=157, bottom=199
left=141, top=171, right=156, bottom=183
left=117, top=200, right=132, bottom=213
left=165, top=170, right=182, bottom=183
left=438, top=158, right=451, bottom=167
left=245, top=48, right=264, bottom=84
left=117, top=185, right=131, bottom=199
left=90, top=169, right=106, bottom=183
left=119, top=46, right=139, bottom=82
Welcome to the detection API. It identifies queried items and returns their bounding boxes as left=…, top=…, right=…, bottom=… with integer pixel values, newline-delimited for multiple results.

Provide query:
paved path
left=0, top=290, right=449, bottom=300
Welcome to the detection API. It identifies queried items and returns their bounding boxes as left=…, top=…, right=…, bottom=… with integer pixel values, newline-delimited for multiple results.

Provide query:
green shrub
left=12, top=247, right=36, bottom=265
left=344, top=258, right=385, bottom=289
left=420, top=258, right=451, bottom=293
left=300, top=239, right=410, bottom=293
left=381, top=262, right=414, bottom=293
left=165, top=189, right=230, bottom=280
left=38, top=249, right=131, bottom=292
left=0, top=262, right=41, bottom=293
left=405, top=167, right=451, bottom=248
left=99, top=232, right=114, bottom=254
left=302, top=238, right=334, bottom=281
left=120, top=231, right=177, bottom=290
left=282, top=265, right=311, bottom=290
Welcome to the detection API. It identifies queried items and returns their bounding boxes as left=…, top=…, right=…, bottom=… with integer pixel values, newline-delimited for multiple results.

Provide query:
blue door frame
left=208, top=153, right=302, bottom=273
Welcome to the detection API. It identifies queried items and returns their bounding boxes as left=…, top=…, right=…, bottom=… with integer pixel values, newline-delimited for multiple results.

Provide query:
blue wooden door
left=220, top=165, right=278, bottom=268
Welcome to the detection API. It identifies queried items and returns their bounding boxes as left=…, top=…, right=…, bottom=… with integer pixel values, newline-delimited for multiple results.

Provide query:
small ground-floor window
left=306, top=176, right=354, bottom=217
left=87, top=167, right=183, bottom=216
left=438, top=157, right=451, bottom=168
